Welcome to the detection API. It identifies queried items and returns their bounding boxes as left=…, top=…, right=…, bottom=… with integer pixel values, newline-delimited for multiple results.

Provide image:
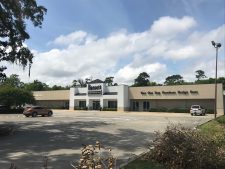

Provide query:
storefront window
left=132, top=101, right=139, bottom=111
left=143, top=101, right=150, bottom=111
left=79, top=101, right=86, bottom=108
left=108, top=101, right=117, bottom=108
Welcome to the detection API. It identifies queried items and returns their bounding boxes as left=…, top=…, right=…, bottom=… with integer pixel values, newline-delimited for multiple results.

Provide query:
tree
left=134, top=72, right=150, bottom=86
left=0, top=86, right=35, bottom=107
left=85, top=78, right=91, bottom=85
left=195, top=70, right=207, bottom=81
left=164, top=74, right=184, bottom=85
left=78, top=79, right=86, bottom=87
left=196, top=77, right=225, bottom=90
left=0, top=66, right=7, bottom=82
left=24, top=80, right=49, bottom=91
left=148, top=81, right=161, bottom=86
left=0, top=0, right=47, bottom=73
left=104, top=77, right=114, bottom=86
left=0, top=74, right=24, bottom=87
left=51, top=85, right=66, bottom=90
left=72, top=80, right=78, bottom=87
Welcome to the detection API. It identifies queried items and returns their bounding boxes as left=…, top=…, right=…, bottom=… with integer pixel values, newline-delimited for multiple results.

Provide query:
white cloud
left=114, top=63, right=167, bottom=84
left=150, top=16, right=197, bottom=38
left=4, top=16, right=225, bottom=86
left=50, top=31, right=97, bottom=46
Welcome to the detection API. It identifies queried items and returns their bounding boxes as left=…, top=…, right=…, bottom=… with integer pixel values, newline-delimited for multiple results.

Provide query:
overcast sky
left=4, top=0, right=225, bottom=86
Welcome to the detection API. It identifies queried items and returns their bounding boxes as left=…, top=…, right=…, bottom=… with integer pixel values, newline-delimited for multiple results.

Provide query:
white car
left=190, top=105, right=206, bottom=116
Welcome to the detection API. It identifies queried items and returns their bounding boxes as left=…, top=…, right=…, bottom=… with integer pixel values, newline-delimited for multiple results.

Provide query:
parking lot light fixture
left=211, top=41, right=222, bottom=118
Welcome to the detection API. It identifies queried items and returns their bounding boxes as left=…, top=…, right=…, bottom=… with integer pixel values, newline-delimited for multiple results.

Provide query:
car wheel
left=25, top=115, right=29, bottom=117
left=32, top=112, right=37, bottom=117
left=48, top=111, right=53, bottom=117
left=191, top=113, right=193, bottom=116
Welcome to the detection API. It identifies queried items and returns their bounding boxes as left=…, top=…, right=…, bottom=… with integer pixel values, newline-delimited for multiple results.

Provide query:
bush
left=206, top=109, right=214, bottom=114
left=216, top=115, right=225, bottom=124
left=102, top=107, right=117, bottom=111
left=49, top=105, right=68, bottom=109
left=148, top=125, right=225, bottom=169
left=74, top=106, right=88, bottom=110
left=0, top=108, right=23, bottom=114
left=167, top=108, right=189, bottom=113
left=149, top=107, right=168, bottom=112
left=149, top=107, right=189, bottom=113
left=71, top=141, right=116, bottom=169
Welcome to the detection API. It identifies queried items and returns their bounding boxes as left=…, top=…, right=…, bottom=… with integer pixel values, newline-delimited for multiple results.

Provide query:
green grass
left=198, top=115, right=225, bottom=136
left=121, top=157, right=164, bottom=169
left=198, top=115, right=225, bottom=147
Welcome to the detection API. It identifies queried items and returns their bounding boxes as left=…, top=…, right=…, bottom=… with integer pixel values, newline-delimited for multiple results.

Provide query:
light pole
left=211, top=41, right=222, bottom=118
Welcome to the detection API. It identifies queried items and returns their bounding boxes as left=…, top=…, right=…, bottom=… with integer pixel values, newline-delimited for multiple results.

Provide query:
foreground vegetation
left=122, top=116, right=225, bottom=169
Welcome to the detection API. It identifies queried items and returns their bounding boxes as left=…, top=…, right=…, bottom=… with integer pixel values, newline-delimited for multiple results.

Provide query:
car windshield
left=192, top=106, right=200, bottom=109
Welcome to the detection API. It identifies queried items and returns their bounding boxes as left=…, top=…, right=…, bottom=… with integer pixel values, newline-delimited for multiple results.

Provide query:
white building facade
left=69, top=80, right=129, bottom=111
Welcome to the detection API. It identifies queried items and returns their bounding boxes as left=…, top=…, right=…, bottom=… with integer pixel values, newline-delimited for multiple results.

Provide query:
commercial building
left=33, top=90, right=70, bottom=109
left=33, top=80, right=224, bottom=116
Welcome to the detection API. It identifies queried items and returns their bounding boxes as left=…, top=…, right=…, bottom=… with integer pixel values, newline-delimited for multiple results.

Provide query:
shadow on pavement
left=0, top=120, right=155, bottom=169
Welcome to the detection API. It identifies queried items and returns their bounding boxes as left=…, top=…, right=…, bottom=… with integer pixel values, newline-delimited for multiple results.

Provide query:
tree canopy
left=164, top=74, right=184, bottom=85
left=0, top=86, right=35, bottom=107
left=24, top=80, right=49, bottom=91
left=195, top=70, right=207, bottom=81
left=0, top=74, right=24, bottom=87
left=0, top=0, right=47, bottom=75
left=134, top=72, right=150, bottom=86
left=0, top=66, right=7, bottom=82
left=104, top=77, right=114, bottom=86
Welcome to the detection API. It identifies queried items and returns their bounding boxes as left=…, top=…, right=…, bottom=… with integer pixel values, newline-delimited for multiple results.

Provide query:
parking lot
left=0, top=110, right=213, bottom=169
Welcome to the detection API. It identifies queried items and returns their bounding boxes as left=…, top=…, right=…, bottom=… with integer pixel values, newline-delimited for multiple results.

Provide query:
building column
left=86, top=99, right=89, bottom=109
left=69, top=88, right=75, bottom=110
left=100, top=98, right=104, bottom=109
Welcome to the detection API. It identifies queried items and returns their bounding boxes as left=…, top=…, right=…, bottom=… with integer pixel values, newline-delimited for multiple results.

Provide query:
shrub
left=168, top=108, right=189, bottom=113
left=102, top=107, right=117, bottom=111
left=206, top=109, right=214, bottom=114
left=149, top=107, right=168, bottom=112
left=148, top=125, right=225, bottom=169
left=0, top=108, right=24, bottom=114
left=49, top=105, right=68, bottom=109
left=71, top=141, right=116, bottom=169
left=74, top=106, right=88, bottom=110
left=216, top=115, right=225, bottom=124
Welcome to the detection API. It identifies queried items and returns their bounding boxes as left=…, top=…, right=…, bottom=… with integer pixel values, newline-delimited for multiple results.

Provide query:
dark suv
left=23, top=106, right=53, bottom=117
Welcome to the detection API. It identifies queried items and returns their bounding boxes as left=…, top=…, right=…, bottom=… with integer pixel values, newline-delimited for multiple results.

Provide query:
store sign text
left=140, top=90, right=198, bottom=96
left=88, top=85, right=102, bottom=90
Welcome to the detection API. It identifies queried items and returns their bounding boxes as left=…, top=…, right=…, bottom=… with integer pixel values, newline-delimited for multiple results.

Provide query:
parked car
left=190, top=105, right=206, bottom=116
left=23, top=106, right=53, bottom=117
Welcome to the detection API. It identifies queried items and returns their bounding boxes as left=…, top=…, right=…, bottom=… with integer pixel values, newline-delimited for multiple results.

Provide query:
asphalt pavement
left=0, top=110, right=213, bottom=169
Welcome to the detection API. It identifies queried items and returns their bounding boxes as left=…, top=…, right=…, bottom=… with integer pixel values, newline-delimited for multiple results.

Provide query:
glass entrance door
left=132, top=101, right=139, bottom=111
left=93, top=101, right=100, bottom=110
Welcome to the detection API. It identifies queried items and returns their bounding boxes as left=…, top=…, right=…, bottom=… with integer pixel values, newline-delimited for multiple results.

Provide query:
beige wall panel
left=33, top=90, right=70, bottom=100
left=129, top=84, right=222, bottom=100
left=36, top=100, right=69, bottom=109
left=130, top=99, right=214, bottom=110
